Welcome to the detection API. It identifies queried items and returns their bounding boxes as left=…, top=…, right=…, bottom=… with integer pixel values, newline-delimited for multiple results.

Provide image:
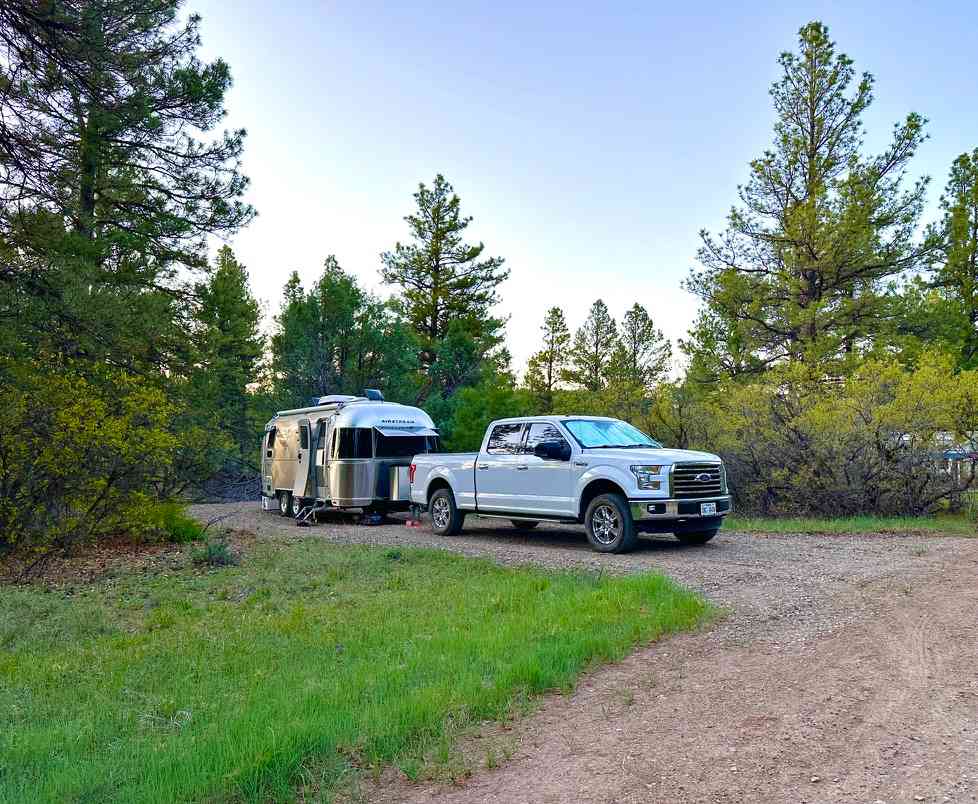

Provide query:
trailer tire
left=429, top=488, right=464, bottom=536
left=289, top=494, right=303, bottom=518
left=584, top=493, right=638, bottom=553
left=278, top=492, right=291, bottom=517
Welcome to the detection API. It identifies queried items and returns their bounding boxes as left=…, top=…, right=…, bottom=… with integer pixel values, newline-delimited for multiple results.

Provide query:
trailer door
left=262, top=427, right=276, bottom=496
left=294, top=418, right=314, bottom=499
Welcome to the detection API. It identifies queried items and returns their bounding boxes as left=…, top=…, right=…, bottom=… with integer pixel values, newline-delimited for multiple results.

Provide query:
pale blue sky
left=193, top=1, right=978, bottom=372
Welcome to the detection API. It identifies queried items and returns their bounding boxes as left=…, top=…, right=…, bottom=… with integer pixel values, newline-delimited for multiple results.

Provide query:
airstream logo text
left=381, top=418, right=417, bottom=425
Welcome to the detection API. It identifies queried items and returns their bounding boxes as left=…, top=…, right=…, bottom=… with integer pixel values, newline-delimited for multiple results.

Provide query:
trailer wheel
left=289, top=494, right=303, bottom=518
left=584, top=493, right=638, bottom=553
left=278, top=492, right=291, bottom=517
left=429, top=488, right=464, bottom=536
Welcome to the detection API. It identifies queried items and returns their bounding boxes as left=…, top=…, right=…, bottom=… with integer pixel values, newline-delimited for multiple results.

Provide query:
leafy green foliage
left=149, top=503, right=205, bottom=544
left=0, top=540, right=709, bottom=802
left=191, top=535, right=239, bottom=566
left=442, top=374, right=534, bottom=451
left=0, top=360, right=180, bottom=555
left=563, top=299, right=618, bottom=391
left=666, top=353, right=978, bottom=516
left=524, top=307, right=571, bottom=412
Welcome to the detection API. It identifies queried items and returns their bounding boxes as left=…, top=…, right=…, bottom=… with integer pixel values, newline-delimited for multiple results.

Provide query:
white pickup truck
left=409, top=415, right=731, bottom=553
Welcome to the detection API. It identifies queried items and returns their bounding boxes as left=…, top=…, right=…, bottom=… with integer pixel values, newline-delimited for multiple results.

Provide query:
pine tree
left=564, top=300, right=617, bottom=392
left=933, top=149, right=978, bottom=368
left=684, top=21, right=933, bottom=379
left=0, top=0, right=253, bottom=368
left=524, top=307, right=570, bottom=411
left=380, top=174, right=509, bottom=393
left=609, top=303, right=671, bottom=387
left=191, top=246, right=263, bottom=458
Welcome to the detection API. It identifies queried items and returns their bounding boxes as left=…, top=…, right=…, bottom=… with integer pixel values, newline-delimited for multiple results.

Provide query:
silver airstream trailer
left=260, top=391, right=438, bottom=518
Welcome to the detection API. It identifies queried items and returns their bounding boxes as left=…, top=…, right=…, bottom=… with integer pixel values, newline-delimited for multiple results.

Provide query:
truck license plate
left=700, top=502, right=717, bottom=516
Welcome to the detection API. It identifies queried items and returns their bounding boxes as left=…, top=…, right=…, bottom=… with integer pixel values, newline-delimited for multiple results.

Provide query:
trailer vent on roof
left=363, top=388, right=384, bottom=401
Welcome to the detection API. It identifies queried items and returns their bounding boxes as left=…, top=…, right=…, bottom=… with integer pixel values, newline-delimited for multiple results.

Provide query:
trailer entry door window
left=299, top=425, right=309, bottom=450
left=334, top=428, right=372, bottom=459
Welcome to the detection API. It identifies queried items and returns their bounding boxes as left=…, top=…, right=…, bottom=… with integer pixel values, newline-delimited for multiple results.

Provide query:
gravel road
left=191, top=503, right=978, bottom=803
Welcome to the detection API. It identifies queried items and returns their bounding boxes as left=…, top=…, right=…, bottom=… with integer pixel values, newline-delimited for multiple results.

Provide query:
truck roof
left=487, top=414, right=618, bottom=425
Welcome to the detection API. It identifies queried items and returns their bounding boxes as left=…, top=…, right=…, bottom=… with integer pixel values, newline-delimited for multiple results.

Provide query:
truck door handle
left=478, top=464, right=489, bottom=470
left=516, top=465, right=528, bottom=471
left=573, top=461, right=588, bottom=468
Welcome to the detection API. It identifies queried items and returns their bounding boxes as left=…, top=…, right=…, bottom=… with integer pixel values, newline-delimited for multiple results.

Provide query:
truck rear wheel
left=584, top=493, right=638, bottom=553
left=675, top=528, right=718, bottom=545
left=429, top=488, right=464, bottom=536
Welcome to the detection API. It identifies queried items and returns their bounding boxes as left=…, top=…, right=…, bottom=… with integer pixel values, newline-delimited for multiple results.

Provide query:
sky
left=192, top=0, right=978, bottom=375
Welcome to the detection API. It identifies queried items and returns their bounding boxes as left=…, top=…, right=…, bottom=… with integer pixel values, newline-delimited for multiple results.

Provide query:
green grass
left=727, top=513, right=977, bottom=536
left=0, top=539, right=710, bottom=803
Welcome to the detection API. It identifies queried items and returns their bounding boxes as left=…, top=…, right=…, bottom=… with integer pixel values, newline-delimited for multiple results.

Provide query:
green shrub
left=191, top=536, right=239, bottom=567
left=148, top=503, right=203, bottom=544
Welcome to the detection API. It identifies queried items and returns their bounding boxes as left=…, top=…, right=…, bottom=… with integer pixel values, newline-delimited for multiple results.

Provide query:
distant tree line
left=1, top=6, right=976, bottom=564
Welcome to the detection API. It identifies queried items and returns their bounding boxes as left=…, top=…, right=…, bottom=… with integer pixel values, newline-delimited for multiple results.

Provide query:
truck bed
left=409, top=452, right=478, bottom=510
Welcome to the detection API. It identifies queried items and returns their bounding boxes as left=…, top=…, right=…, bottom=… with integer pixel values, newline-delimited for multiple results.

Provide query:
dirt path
left=192, top=504, right=978, bottom=803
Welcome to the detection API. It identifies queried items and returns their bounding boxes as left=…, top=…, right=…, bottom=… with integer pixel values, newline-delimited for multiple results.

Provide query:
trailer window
left=267, top=428, right=276, bottom=448
left=299, top=425, right=309, bottom=450
left=334, top=427, right=372, bottom=459
left=375, top=433, right=439, bottom=458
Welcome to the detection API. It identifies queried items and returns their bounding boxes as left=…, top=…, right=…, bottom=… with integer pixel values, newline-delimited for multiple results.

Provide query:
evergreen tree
left=524, top=306, right=571, bottom=411
left=684, top=21, right=932, bottom=379
left=609, top=303, right=671, bottom=387
left=380, top=174, right=509, bottom=396
left=563, top=299, right=617, bottom=392
left=0, top=0, right=253, bottom=367
left=932, top=149, right=978, bottom=368
left=271, top=258, right=418, bottom=407
left=190, top=246, right=263, bottom=458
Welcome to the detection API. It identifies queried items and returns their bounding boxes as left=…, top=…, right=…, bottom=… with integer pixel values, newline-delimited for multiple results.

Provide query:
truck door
left=518, top=422, right=576, bottom=516
left=293, top=418, right=313, bottom=500
left=476, top=422, right=526, bottom=511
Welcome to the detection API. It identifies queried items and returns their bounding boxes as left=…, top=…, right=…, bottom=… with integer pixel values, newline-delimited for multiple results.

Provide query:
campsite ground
left=196, top=503, right=978, bottom=804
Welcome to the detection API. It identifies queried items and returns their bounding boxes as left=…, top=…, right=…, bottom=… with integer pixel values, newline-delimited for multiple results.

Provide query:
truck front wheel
left=584, top=493, right=638, bottom=553
left=429, top=488, right=464, bottom=536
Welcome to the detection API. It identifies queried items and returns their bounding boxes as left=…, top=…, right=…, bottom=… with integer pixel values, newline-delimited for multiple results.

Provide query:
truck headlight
left=630, top=465, right=664, bottom=490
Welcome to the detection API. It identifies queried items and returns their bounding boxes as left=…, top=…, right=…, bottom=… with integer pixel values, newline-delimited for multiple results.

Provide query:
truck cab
left=409, top=415, right=731, bottom=553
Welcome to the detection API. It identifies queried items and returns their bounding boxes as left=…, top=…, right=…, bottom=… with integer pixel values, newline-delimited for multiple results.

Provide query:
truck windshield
left=563, top=419, right=661, bottom=449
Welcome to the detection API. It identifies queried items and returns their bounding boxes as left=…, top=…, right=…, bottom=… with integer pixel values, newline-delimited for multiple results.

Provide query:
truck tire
left=584, top=493, right=638, bottom=553
left=510, top=520, right=539, bottom=529
left=429, top=487, right=464, bottom=536
left=278, top=491, right=291, bottom=517
left=675, top=528, right=718, bottom=545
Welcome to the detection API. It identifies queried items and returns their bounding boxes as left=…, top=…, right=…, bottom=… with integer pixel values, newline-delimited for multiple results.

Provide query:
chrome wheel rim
left=280, top=495, right=288, bottom=514
left=431, top=496, right=451, bottom=530
left=591, top=504, right=622, bottom=545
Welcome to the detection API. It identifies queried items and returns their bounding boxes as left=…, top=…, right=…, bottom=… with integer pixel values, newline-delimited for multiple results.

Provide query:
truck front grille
left=672, top=462, right=723, bottom=498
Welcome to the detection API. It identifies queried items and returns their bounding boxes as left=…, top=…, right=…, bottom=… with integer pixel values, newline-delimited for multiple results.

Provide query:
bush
left=684, top=353, right=978, bottom=516
left=0, top=359, right=179, bottom=557
left=148, top=503, right=204, bottom=544
left=191, top=535, right=239, bottom=567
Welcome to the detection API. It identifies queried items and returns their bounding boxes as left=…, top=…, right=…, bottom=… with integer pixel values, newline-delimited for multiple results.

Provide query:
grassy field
left=0, top=538, right=710, bottom=803
left=727, top=513, right=977, bottom=535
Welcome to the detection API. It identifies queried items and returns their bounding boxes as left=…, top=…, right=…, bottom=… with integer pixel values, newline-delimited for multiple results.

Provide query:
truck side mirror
left=534, top=440, right=571, bottom=461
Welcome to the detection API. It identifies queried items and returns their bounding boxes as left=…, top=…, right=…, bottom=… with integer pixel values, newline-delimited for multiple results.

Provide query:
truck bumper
left=629, top=496, right=732, bottom=532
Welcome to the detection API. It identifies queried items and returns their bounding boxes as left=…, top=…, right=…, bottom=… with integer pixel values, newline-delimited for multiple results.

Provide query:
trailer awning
left=374, top=426, right=439, bottom=438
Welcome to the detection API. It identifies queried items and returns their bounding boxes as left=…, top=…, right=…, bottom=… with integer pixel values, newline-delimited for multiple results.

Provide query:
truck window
left=524, top=422, right=568, bottom=453
left=486, top=423, right=524, bottom=454
left=334, top=427, right=372, bottom=459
